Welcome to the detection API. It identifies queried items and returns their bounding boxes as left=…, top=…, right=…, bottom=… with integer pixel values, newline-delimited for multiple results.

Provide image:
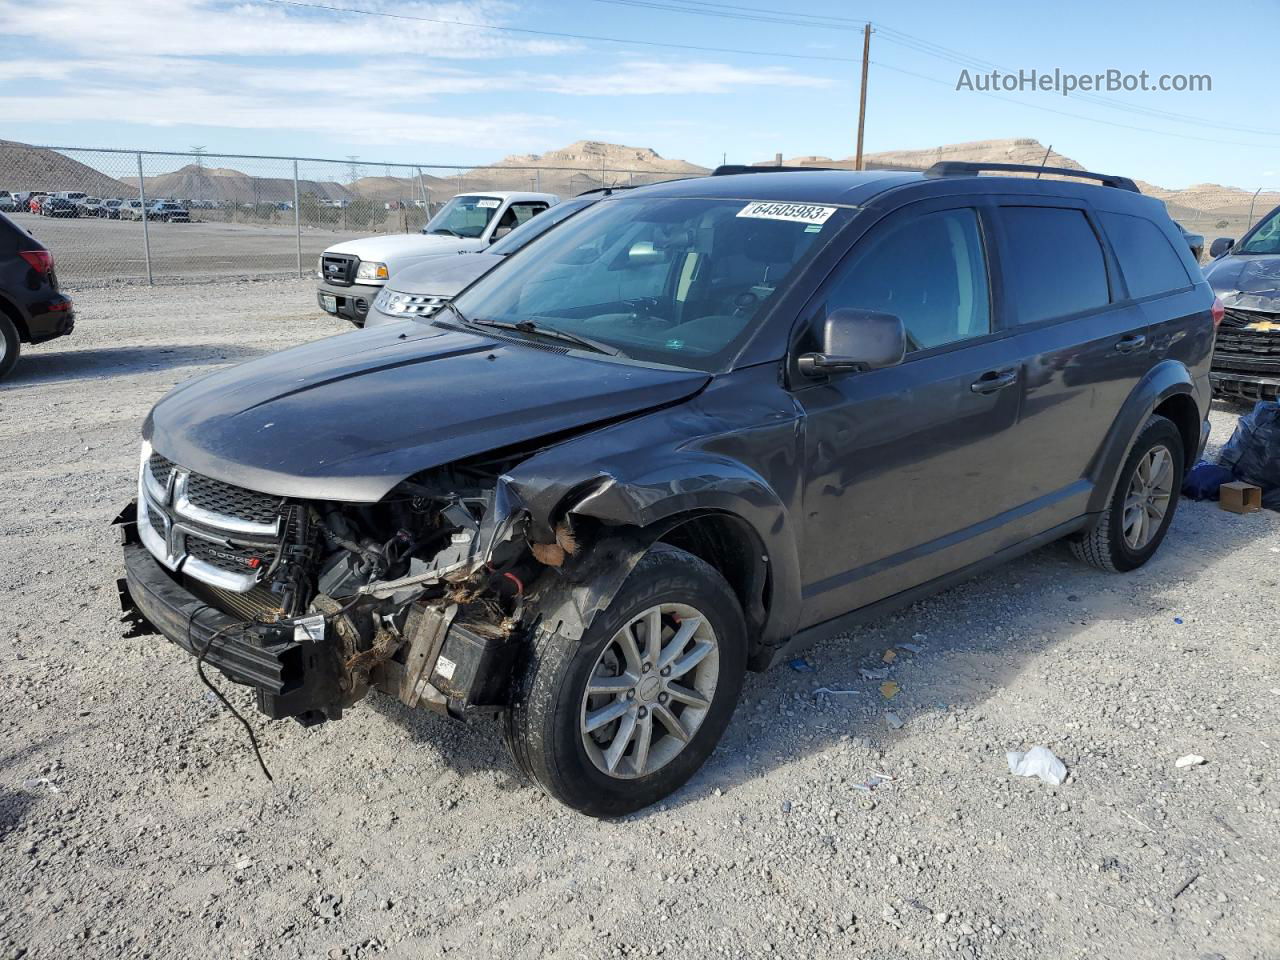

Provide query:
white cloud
left=0, top=0, right=832, bottom=151
left=0, top=0, right=570, bottom=59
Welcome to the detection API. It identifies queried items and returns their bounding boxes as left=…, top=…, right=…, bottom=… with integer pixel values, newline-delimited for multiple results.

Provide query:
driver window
left=821, top=208, right=991, bottom=352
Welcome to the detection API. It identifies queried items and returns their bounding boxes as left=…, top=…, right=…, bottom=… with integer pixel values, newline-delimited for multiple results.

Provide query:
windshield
left=423, top=195, right=503, bottom=239
left=1238, top=208, right=1280, bottom=255
left=451, top=196, right=851, bottom=370
left=488, top=195, right=595, bottom=255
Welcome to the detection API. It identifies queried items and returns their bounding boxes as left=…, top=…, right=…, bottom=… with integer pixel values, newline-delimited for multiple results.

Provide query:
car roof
left=615, top=168, right=1163, bottom=212
left=622, top=170, right=921, bottom=206
left=454, top=190, right=559, bottom=202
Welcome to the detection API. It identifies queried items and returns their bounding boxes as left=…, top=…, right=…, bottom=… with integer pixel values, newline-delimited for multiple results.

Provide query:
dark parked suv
left=118, top=163, right=1216, bottom=815
left=0, top=211, right=75, bottom=379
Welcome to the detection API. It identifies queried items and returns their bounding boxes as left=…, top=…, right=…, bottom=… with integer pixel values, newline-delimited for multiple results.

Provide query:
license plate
left=321, top=294, right=337, bottom=313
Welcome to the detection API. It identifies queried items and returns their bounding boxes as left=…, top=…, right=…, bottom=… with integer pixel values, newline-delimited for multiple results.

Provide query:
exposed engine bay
left=128, top=440, right=601, bottom=725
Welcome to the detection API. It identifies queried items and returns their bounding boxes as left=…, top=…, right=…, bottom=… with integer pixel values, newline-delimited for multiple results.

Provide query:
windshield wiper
left=470, top=317, right=620, bottom=356
left=429, top=228, right=460, bottom=237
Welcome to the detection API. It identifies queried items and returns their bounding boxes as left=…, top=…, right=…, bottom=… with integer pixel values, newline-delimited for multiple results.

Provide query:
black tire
left=1071, top=414, right=1185, bottom=572
left=0, top=313, right=21, bottom=381
left=504, top=543, right=747, bottom=817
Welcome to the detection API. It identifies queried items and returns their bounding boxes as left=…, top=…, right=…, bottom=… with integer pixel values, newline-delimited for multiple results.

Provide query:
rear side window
left=823, top=207, right=991, bottom=351
left=1098, top=211, right=1192, bottom=298
left=999, top=207, right=1110, bottom=325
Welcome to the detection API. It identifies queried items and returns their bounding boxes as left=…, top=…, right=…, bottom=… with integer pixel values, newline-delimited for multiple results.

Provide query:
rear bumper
left=316, top=282, right=378, bottom=327
left=117, top=510, right=343, bottom=724
left=25, top=295, right=75, bottom=344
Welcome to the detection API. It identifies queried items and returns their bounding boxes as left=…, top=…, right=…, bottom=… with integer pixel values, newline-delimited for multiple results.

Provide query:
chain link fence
left=2, top=145, right=1276, bottom=282
left=0, top=146, right=701, bottom=286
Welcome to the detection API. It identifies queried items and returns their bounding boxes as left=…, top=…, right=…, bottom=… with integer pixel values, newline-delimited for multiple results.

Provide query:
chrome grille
left=148, top=453, right=174, bottom=488
left=376, top=290, right=449, bottom=317
left=185, top=473, right=282, bottom=525
left=138, top=442, right=284, bottom=593
left=186, top=538, right=272, bottom=575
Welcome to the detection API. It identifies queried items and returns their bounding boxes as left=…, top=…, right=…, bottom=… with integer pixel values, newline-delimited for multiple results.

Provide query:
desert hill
left=0, top=139, right=133, bottom=197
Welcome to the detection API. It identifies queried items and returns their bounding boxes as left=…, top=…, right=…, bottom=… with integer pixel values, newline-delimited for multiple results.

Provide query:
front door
left=792, top=202, right=1029, bottom=627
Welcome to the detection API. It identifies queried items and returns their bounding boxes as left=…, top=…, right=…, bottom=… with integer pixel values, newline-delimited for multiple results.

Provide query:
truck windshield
left=1238, top=208, right=1280, bottom=255
left=451, top=196, right=852, bottom=370
left=424, top=195, right=503, bottom=239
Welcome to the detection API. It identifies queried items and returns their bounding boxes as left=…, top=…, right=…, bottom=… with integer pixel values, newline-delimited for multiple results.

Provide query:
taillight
left=1211, top=296, right=1225, bottom=328
left=19, top=249, right=54, bottom=274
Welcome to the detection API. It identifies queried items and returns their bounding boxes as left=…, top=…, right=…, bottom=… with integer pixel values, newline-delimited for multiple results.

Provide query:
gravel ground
left=11, top=212, right=374, bottom=285
left=1, top=279, right=1277, bottom=960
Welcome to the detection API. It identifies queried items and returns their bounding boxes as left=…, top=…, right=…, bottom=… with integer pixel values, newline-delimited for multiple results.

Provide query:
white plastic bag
left=1006, top=745, right=1067, bottom=786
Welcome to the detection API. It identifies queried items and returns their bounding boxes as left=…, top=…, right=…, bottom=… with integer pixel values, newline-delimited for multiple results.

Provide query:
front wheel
left=1071, top=414, right=1185, bottom=572
left=504, top=544, right=747, bottom=817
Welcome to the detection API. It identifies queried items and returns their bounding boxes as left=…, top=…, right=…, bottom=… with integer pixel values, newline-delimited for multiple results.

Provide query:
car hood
left=324, top=233, right=483, bottom=265
left=1204, top=254, right=1280, bottom=312
left=385, top=252, right=502, bottom=297
left=144, top=323, right=710, bottom=503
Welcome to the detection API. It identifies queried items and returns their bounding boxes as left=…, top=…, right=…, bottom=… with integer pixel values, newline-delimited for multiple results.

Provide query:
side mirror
left=798, top=308, right=906, bottom=377
left=1210, top=237, right=1235, bottom=258
left=491, top=225, right=513, bottom=241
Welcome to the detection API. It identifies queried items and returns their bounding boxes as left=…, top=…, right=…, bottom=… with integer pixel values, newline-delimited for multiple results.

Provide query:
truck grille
left=139, top=450, right=284, bottom=592
left=321, top=253, right=356, bottom=286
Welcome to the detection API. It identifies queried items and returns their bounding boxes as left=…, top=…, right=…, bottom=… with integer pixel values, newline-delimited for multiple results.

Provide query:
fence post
left=137, top=152, right=153, bottom=285
left=535, top=168, right=541, bottom=192
left=293, top=160, right=302, bottom=278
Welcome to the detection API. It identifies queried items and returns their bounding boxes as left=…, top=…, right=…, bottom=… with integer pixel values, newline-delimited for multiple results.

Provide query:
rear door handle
left=1115, top=333, right=1147, bottom=353
left=970, top=368, right=1019, bottom=394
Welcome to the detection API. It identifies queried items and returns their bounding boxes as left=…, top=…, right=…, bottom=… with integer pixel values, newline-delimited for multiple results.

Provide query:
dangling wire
left=187, top=603, right=275, bottom=783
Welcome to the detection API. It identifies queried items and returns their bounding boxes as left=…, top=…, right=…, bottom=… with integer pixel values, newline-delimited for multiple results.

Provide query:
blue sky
left=2, top=0, right=1277, bottom=189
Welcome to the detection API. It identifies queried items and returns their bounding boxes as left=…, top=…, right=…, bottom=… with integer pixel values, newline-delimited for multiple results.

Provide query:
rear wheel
left=1071, top=414, right=1184, bottom=572
left=0, top=314, right=21, bottom=380
left=504, top=544, right=747, bottom=817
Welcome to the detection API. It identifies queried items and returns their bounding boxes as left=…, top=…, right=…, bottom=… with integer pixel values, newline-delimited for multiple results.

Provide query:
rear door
left=792, top=198, right=1032, bottom=626
left=992, top=200, right=1150, bottom=525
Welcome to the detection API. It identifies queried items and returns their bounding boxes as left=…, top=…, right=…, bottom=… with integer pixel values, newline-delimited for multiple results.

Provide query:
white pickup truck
left=315, top=191, right=559, bottom=326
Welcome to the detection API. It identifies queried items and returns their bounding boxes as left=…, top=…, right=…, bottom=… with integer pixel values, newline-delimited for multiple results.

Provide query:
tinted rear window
left=999, top=207, right=1110, bottom=325
left=1098, top=211, right=1192, bottom=298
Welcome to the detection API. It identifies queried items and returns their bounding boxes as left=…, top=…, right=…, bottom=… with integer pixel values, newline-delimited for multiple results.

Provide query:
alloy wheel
left=1123, top=444, right=1174, bottom=550
left=580, top=603, right=719, bottom=780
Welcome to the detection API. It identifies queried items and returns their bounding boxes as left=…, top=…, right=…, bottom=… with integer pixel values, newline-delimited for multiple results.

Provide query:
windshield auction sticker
left=737, top=201, right=837, bottom=225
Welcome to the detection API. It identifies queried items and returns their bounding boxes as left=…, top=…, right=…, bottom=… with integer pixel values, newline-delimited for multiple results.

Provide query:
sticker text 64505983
left=736, top=201, right=837, bottom=225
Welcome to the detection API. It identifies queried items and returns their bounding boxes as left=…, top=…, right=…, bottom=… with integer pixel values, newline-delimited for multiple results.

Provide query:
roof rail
left=924, top=161, right=1139, bottom=193
left=711, top=164, right=840, bottom=176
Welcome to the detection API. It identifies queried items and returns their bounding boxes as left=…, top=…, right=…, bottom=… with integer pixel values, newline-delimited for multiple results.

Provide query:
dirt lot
left=10, top=212, right=378, bottom=285
left=1, top=279, right=1277, bottom=960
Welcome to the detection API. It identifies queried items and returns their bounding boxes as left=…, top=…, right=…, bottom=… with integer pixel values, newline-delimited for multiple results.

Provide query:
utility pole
left=854, top=23, right=872, bottom=171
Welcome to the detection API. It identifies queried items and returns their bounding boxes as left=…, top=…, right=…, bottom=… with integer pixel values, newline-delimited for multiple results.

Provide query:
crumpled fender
left=501, top=368, right=806, bottom=647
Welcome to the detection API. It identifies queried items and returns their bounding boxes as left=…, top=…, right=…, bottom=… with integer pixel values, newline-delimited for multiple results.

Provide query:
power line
left=257, top=0, right=860, bottom=62
left=593, top=0, right=1280, bottom=138
left=871, top=60, right=1277, bottom=150
left=592, top=0, right=865, bottom=29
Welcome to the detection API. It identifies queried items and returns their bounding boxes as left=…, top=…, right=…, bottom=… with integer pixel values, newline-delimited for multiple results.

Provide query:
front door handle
left=1115, top=333, right=1147, bottom=353
left=970, top=368, right=1019, bottom=394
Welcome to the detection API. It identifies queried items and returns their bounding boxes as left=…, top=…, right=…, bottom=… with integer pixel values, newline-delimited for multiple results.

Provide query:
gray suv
left=118, top=163, right=1217, bottom=816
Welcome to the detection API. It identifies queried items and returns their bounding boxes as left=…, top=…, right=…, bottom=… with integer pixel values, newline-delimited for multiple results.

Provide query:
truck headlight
left=356, top=261, right=389, bottom=281
left=315, top=256, right=323, bottom=279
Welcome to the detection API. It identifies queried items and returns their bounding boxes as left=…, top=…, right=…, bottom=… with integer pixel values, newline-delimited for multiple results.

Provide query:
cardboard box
left=1219, top=481, right=1262, bottom=514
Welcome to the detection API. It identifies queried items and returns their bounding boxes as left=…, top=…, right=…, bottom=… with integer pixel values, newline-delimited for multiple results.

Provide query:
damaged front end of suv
left=119, top=430, right=663, bottom=726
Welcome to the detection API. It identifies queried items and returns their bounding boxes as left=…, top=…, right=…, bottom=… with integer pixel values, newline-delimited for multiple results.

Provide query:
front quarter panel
left=505, top=365, right=806, bottom=646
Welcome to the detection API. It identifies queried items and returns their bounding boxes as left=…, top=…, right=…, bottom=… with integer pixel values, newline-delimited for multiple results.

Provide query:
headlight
left=356, top=260, right=389, bottom=281
left=315, top=256, right=324, bottom=279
